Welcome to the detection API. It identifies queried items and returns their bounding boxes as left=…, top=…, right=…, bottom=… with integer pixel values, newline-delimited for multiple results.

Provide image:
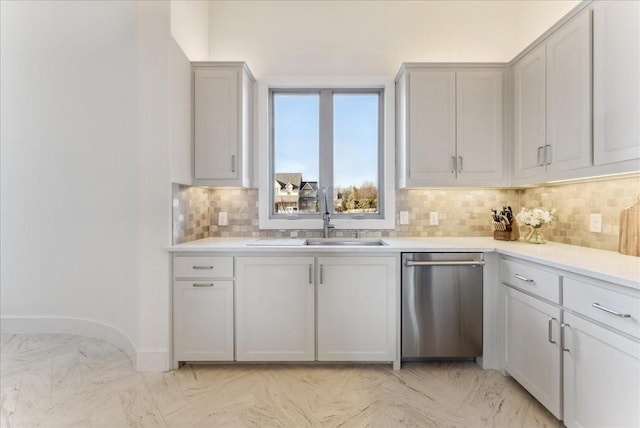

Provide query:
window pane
left=333, top=93, right=379, bottom=214
left=272, top=93, right=320, bottom=214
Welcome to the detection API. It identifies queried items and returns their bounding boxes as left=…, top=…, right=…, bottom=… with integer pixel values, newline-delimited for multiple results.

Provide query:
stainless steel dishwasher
left=401, top=252, right=484, bottom=359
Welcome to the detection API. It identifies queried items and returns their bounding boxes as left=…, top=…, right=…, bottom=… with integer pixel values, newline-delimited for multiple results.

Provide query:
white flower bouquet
left=516, top=207, right=555, bottom=228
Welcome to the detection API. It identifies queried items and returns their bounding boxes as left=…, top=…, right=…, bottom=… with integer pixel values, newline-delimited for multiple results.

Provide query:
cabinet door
left=563, top=312, right=640, bottom=428
left=194, top=67, right=239, bottom=181
left=503, top=286, right=562, bottom=418
left=593, top=0, right=640, bottom=165
left=317, top=256, right=397, bottom=362
left=235, top=257, right=315, bottom=361
left=406, top=70, right=456, bottom=185
left=456, top=70, right=504, bottom=183
left=513, top=44, right=547, bottom=180
left=546, top=10, right=592, bottom=173
left=173, top=280, right=234, bottom=361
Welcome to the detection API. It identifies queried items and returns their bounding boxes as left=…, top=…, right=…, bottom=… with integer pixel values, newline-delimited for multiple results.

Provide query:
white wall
left=135, top=1, right=175, bottom=372
left=515, top=0, right=582, bottom=50
left=1, top=0, right=141, bottom=354
left=208, top=0, right=580, bottom=77
left=170, top=0, right=210, bottom=61
left=1, top=0, right=184, bottom=371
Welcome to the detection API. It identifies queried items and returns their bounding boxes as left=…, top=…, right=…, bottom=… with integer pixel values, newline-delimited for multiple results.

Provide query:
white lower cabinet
left=173, top=280, right=234, bottom=361
left=562, top=312, right=640, bottom=428
left=561, top=274, right=640, bottom=428
left=503, top=286, right=562, bottom=418
left=317, top=256, right=397, bottom=362
left=235, top=256, right=315, bottom=361
left=501, top=256, right=640, bottom=426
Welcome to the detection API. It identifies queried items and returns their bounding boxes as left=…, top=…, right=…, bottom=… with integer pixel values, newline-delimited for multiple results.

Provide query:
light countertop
left=168, top=236, right=640, bottom=289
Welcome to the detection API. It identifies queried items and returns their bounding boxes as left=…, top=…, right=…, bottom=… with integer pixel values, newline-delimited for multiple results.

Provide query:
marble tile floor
left=1, top=334, right=562, bottom=428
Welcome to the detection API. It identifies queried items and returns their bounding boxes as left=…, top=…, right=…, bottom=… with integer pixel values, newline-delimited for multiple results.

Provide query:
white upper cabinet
left=396, top=65, right=506, bottom=188
left=545, top=9, right=592, bottom=174
left=593, top=0, right=640, bottom=166
left=513, top=44, right=547, bottom=180
left=193, top=62, right=254, bottom=187
left=456, top=71, right=504, bottom=182
left=400, top=70, right=456, bottom=185
left=512, top=9, right=592, bottom=183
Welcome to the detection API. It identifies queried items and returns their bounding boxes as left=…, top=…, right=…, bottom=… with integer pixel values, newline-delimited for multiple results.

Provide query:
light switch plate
left=589, top=213, right=602, bottom=233
left=429, top=211, right=439, bottom=226
left=400, top=211, right=409, bottom=225
left=218, top=212, right=228, bottom=226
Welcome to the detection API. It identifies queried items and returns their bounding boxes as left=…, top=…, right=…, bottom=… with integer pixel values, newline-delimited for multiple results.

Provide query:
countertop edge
left=167, top=237, right=640, bottom=290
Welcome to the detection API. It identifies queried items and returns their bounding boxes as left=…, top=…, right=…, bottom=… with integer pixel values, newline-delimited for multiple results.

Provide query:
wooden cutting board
left=619, top=203, right=640, bottom=257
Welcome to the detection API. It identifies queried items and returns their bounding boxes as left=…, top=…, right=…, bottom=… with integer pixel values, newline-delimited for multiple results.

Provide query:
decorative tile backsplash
left=172, top=184, right=210, bottom=244
left=172, top=175, right=639, bottom=252
left=392, top=188, right=520, bottom=237
left=518, top=175, right=640, bottom=251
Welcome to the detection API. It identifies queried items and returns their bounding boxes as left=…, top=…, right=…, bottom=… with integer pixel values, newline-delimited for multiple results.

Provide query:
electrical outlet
left=589, top=213, right=602, bottom=233
left=429, top=211, right=439, bottom=226
left=218, top=211, right=228, bottom=226
left=290, top=231, right=298, bottom=238
left=400, top=211, right=409, bottom=225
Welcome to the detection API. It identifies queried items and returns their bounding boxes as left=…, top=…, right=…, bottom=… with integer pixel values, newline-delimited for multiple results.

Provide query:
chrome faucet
left=322, top=188, right=335, bottom=238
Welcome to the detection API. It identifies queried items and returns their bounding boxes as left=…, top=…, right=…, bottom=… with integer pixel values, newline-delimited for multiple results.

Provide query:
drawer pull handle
left=561, top=323, right=570, bottom=352
left=308, top=264, right=312, bottom=284
left=193, top=283, right=214, bottom=287
left=592, top=303, right=631, bottom=318
left=193, top=266, right=214, bottom=270
left=320, top=264, right=324, bottom=284
left=548, top=317, right=557, bottom=344
left=513, top=274, right=534, bottom=283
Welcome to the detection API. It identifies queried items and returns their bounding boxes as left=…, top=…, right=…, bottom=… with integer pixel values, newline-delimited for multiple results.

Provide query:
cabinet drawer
left=173, top=256, right=233, bottom=279
left=564, top=277, right=640, bottom=339
left=500, top=258, right=561, bottom=304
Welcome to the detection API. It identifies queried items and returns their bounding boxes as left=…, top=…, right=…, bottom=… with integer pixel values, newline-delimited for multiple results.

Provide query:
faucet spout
left=322, top=188, right=335, bottom=238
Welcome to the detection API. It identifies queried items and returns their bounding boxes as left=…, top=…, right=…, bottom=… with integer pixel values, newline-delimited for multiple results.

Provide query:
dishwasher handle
left=405, top=260, right=485, bottom=267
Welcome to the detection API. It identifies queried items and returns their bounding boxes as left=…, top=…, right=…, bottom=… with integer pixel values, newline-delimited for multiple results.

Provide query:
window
left=270, top=89, right=383, bottom=219
left=257, top=76, right=395, bottom=230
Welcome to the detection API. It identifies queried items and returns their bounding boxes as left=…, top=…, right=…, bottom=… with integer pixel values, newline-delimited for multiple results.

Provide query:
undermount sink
left=305, top=239, right=387, bottom=246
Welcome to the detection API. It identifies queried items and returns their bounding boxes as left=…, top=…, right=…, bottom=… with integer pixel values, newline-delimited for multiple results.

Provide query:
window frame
left=269, top=88, right=385, bottom=220
left=257, top=76, right=395, bottom=231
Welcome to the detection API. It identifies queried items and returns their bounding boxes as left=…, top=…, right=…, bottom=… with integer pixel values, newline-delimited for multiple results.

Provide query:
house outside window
left=270, top=89, right=383, bottom=219
left=257, top=76, right=395, bottom=230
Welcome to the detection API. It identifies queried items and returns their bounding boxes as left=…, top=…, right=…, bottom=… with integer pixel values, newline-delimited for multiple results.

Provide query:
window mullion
left=319, top=90, right=334, bottom=214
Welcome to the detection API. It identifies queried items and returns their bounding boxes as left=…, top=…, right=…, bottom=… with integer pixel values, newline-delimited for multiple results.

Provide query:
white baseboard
left=136, top=348, right=170, bottom=372
left=0, top=316, right=170, bottom=372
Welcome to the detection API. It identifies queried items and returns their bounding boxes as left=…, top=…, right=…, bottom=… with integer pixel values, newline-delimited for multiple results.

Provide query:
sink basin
left=305, top=239, right=386, bottom=246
